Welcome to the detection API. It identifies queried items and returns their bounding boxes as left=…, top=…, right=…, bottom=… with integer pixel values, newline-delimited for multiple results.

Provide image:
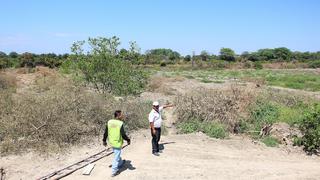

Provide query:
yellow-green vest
left=107, top=119, right=124, bottom=148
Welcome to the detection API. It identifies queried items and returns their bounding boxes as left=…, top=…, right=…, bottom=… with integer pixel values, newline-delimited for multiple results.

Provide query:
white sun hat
left=152, top=101, right=159, bottom=106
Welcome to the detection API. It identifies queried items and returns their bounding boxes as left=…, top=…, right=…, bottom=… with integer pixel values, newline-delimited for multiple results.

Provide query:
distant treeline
left=1, top=46, right=320, bottom=69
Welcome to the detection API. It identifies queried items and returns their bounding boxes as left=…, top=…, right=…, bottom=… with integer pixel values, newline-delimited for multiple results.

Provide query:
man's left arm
left=120, top=125, right=131, bottom=145
left=163, top=104, right=175, bottom=109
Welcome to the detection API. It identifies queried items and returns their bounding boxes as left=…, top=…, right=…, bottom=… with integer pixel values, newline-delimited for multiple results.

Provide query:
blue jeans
left=112, top=148, right=124, bottom=174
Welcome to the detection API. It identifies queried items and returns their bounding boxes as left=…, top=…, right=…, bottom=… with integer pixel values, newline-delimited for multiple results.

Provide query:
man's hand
left=103, top=141, right=107, bottom=147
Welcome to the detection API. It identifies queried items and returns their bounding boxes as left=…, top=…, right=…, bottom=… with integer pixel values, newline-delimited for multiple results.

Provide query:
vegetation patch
left=0, top=75, right=150, bottom=155
left=298, top=104, right=320, bottom=154
left=175, top=86, right=256, bottom=135
left=165, top=69, right=320, bottom=91
left=177, top=120, right=228, bottom=139
left=64, top=36, right=147, bottom=96
left=261, top=136, right=280, bottom=147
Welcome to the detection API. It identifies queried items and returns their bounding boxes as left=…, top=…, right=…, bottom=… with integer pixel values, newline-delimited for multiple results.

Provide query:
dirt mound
left=270, top=123, right=302, bottom=146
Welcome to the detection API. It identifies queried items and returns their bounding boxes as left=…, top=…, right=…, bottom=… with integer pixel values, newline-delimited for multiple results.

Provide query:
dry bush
left=0, top=83, right=111, bottom=154
left=262, top=62, right=308, bottom=69
left=16, top=68, right=29, bottom=74
left=147, top=76, right=165, bottom=91
left=174, top=85, right=257, bottom=131
left=114, top=99, right=151, bottom=133
left=263, top=88, right=313, bottom=107
left=147, top=76, right=182, bottom=95
left=0, top=76, right=151, bottom=155
left=0, top=73, right=17, bottom=90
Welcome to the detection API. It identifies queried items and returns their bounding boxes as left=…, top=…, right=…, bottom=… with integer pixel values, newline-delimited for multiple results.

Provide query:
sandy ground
left=1, top=130, right=320, bottom=180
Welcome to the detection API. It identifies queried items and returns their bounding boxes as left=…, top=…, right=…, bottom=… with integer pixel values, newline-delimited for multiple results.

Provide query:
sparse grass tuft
left=177, top=120, right=228, bottom=139
left=262, top=136, right=279, bottom=147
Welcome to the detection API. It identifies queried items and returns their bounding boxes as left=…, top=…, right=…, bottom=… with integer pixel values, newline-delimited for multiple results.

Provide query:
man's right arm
left=149, top=113, right=156, bottom=135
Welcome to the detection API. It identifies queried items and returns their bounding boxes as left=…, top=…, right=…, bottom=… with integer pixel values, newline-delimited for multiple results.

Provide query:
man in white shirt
left=148, top=101, right=174, bottom=156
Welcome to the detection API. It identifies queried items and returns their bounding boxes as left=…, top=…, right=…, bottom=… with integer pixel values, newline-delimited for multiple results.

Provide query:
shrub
left=68, top=36, right=147, bottom=96
left=0, top=73, right=16, bottom=90
left=174, top=86, right=256, bottom=131
left=248, top=100, right=279, bottom=131
left=177, top=120, right=228, bottom=139
left=200, top=79, right=213, bottom=83
left=299, top=104, right=320, bottom=154
left=262, top=136, right=279, bottom=147
left=308, top=60, right=320, bottom=68
left=178, top=120, right=201, bottom=134
left=114, top=99, right=151, bottom=132
left=160, top=61, right=167, bottom=67
left=254, top=61, right=263, bottom=69
left=202, top=122, right=228, bottom=138
left=0, top=77, right=151, bottom=155
left=243, top=61, right=252, bottom=68
left=210, top=60, right=228, bottom=69
left=0, top=82, right=110, bottom=154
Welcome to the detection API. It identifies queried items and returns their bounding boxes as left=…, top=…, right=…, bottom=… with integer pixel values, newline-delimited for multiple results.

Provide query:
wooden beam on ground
left=82, top=163, right=95, bottom=175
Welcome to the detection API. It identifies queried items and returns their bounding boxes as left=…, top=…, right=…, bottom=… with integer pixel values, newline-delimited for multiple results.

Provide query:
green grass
left=184, top=75, right=195, bottom=79
left=162, top=69, right=320, bottom=92
left=249, top=100, right=280, bottom=131
left=277, top=104, right=308, bottom=125
left=211, top=80, right=225, bottom=83
left=238, top=96, right=313, bottom=146
left=245, top=96, right=311, bottom=129
left=262, top=136, right=280, bottom=147
left=200, top=79, right=213, bottom=83
left=177, top=120, right=228, bottom=139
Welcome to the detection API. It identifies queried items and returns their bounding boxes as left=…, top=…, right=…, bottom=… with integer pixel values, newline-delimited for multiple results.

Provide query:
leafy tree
left=219, top=48, right=235, bottom=61
left=241, top=51, right=250, bottom=60
left=0, top=51, right=7, bottom=58
left=118, top=48, right=130, bottom=61
left=146, top=48, right=180, bottom=63
left=0, top=51, right=8, bottom=68
left=128, top=41, right=141, bottom=63
left=20, top=52, right=35, bottom=67
left=88, top=36, right=120, bottom=56
left=274, top=47, right=292, bottom=61
left=9, top=52, right=19, bottom=58
left=70, top=36, right=147, bottom=96
left=257, top=49, right=275, bottom=61
left=200, top=50, right=209, bottom=61
left=184, top=55, right=191, bottom=62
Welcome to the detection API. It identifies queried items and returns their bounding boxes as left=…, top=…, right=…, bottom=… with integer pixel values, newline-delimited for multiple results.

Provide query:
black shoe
left=157, top=150, right=163, bottom=153
left=152, top=152, right=160, bottom=156
left=111, top=171, right=120, bottom=177
left=119, top=160, right=126, bottom=169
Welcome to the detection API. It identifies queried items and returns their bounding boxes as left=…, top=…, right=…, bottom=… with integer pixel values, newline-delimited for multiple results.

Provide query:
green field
left=161, top=69, right=320, bottom=92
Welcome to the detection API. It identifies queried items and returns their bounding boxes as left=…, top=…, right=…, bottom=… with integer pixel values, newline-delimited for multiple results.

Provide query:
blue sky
left=1, top=0, right=319, bottom=55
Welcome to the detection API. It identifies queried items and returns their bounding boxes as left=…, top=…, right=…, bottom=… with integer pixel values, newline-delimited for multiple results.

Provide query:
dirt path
left=2, top=130, right=320, bottom=180
left=64, top=131, right=320, bottom=180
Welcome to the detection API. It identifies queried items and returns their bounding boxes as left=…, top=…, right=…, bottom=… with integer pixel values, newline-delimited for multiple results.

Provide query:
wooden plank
left=82, top=163, right=95, bottom=175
